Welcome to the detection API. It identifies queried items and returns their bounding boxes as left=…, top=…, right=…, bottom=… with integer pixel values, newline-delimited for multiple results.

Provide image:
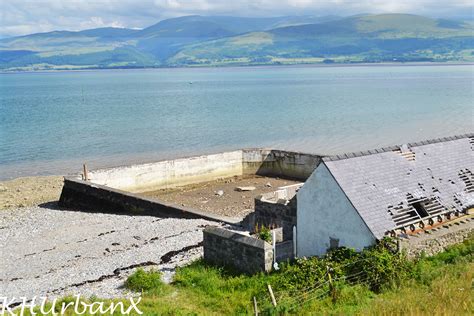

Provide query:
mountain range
left=1, top=14, right=473, bottom=71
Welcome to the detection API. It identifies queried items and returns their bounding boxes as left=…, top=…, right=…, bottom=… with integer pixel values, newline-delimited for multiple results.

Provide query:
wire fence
left=253, top=261, right=376, bottom=314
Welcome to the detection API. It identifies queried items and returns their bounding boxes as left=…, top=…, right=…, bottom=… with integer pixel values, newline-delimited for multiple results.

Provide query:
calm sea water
left=0, top=64, right=473, bottom=179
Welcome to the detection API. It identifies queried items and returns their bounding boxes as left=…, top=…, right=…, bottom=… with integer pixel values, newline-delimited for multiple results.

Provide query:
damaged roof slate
left=323, top=134, right=474, bottom=239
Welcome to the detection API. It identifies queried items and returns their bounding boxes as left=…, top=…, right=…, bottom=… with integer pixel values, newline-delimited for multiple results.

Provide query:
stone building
left=296, top=134, right=474, bottom=257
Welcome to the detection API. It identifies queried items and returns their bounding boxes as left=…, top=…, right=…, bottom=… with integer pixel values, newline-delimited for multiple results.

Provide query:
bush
left=256, top=225, right=272, bottom=243
left=355, top=243, right=413, bottom=292
left=125, top=268, right=166, bottom=294
left=427, top=235, right=473, bottom=264
left=276, top=238, right=414, bottom=295
left=275, top=256, right=328, bottom=293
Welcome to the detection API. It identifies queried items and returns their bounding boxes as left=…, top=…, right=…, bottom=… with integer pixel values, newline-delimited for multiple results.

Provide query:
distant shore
left=1, top=61, right=473, bottom=74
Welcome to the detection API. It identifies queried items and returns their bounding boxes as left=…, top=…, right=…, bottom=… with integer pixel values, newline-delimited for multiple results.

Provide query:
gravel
left=0, top=205, right=220, bottom=301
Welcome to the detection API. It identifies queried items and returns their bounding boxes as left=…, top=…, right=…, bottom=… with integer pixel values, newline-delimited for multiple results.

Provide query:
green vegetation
left=116, top=236, right=472, bottom=315
left=27, top=236, right=472, bottom=315
left=1, top=14, right=473, bottom=71
left=125, top=268, right=166, bottom=295
left=256, top=225, right=272, bottom=243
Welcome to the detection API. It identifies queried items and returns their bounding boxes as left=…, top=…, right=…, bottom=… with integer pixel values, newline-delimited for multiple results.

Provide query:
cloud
left=1, top=0, right=472, bottom=37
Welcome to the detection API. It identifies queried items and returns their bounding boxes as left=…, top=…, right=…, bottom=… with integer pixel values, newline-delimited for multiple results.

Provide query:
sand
left=0, top=176, right=64, bottom=210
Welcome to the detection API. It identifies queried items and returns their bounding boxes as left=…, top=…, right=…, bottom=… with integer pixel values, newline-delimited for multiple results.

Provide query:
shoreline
left=1, top=61, right=473, bottom=74
left=0, top=175, right=63, bottom=210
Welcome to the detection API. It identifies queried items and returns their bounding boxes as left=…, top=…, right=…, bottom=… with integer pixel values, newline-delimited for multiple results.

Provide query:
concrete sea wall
left=243, top=149, right=320, bottom=180
left=82, top=149, right=321, bottom=193
left=59, top=148, right=321, bottom=224
left=59, top=178, right=239, bottom=223
left=86, top=151, right=244, bottom=193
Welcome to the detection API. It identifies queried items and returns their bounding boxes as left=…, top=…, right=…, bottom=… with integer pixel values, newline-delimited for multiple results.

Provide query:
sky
left=1, top=0, right=473, bottom=38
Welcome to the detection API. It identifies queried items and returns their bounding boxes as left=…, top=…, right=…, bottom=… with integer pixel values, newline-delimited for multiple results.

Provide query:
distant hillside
left=0, top=14, right=473, bottom=71
left=171, top=14, right=474, bottom=66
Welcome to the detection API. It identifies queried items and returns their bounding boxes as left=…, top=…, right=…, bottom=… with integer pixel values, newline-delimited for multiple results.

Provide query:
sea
left=0, top=64, right=472, bottom=180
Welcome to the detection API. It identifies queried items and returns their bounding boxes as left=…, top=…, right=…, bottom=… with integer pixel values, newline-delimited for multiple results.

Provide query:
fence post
left=267, top=284, right=277, bottom=307
left=253, top=296, right=258, bottom=316
left=327, top=265, right=336, bottom=304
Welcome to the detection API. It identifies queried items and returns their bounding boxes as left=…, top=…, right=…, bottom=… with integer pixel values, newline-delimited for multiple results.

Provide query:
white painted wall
left=296, top=163, right=376, bottom=257
left=82, top=149, right=320, bottom=194
left=88, top=151, right=244, bottom=193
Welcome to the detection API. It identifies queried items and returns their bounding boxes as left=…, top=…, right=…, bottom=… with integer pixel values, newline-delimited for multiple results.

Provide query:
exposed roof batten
left=323, top=133, right=474, bottom=239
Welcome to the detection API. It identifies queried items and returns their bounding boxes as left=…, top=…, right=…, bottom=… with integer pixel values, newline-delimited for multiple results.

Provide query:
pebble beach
left=0, top=177, right=220, bottom=302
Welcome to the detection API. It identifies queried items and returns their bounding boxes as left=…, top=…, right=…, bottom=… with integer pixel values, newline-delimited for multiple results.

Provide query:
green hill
left=0, top=14, right=472, bottom=70
left=170, top=14, right=474, bottom=66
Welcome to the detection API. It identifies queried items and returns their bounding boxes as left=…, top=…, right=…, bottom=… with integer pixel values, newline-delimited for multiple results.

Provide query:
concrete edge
left=204, top=226, right=272, bottom=250
left=60, top=177, right=242, bottom=225
left=84, top=148, right=323, bottom=175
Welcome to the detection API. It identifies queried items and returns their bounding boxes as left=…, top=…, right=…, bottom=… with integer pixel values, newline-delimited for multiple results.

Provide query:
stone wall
left=275, top=240, right=294, bottom=262
left=203, top=226, right=273, bottom=274
left=401, top=219, right=473, bottom=258
left=254, top=195, right=297, bottom=241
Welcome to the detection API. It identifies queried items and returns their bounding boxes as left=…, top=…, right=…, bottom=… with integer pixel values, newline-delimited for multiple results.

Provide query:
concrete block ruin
left=203, top=226, right=295, bottom=274
left=253, top=183, right=302, bottom=240
left=59, top=148, right=320, bottom=225
left=203, top=226, right=274, bottom=274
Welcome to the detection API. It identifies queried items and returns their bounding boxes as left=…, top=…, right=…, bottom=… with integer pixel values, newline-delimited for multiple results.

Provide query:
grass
left=119, top=236, right=473, bottom=315
left=29, top=237, right=473, bottom=315
left=124, top=268, right=166, bottom=295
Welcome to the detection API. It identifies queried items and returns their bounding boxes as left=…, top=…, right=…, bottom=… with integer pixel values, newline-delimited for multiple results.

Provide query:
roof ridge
left=323, top=132, right=474, bottom=162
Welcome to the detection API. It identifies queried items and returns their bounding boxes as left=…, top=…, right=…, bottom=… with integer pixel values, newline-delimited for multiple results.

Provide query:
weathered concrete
left=203, top=226, right=273, bottom=274
left=60, top=149, right=322, bottom=225
left=86, top=151, right=244, bottom=193
left=243, top=149, right=320, bottom=180
left=59, top=178, right=240, bottom=224
left=82, top=149, right=321, bottom=194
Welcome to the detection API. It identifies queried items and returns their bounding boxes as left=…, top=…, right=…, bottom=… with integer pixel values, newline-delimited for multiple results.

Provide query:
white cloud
left=1, top=0, right=472, bottom=37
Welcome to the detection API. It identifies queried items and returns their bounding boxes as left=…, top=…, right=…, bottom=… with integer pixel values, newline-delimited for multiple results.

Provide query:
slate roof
left=323, top=133, right=474, bottom=239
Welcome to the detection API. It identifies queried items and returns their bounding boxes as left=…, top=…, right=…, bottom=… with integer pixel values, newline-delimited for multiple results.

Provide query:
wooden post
left=267, top=284, right=277, bottom=307
left=253, top=296, right=258, bottom=316
left=83, top=163, right=89, bottom=181
left=327, top=265, right=336, bottom=303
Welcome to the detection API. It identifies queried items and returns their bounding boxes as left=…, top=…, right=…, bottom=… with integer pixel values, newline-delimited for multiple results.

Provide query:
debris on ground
left=235, top=186, right=256, bottom=192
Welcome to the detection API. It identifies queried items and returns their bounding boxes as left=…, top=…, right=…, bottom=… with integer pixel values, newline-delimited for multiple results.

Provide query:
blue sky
left=2, top=0, right=473, bottom=37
